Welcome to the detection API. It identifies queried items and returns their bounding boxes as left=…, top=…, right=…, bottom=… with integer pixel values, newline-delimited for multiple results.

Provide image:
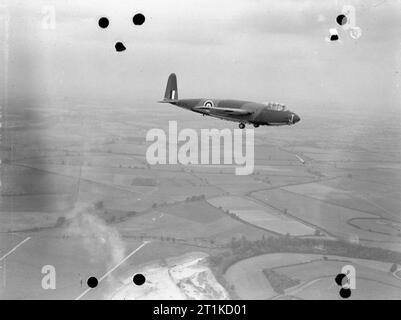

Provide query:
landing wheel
left=239, top=123, right=245, bottom=129
left=253, top=124, right=259, bottom=128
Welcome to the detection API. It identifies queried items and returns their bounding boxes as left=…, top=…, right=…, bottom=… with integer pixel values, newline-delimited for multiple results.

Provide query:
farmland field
left=251, top=188, right=401, bottom=247
left=208, top=196, right=315, bottom=235
left=225, top=253, right=401, bottom=300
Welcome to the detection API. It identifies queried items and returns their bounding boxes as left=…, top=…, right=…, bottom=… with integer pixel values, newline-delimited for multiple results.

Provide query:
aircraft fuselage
left=160, top=73, right=300, bottom=129
left=171, top=98, right=300, bottom=127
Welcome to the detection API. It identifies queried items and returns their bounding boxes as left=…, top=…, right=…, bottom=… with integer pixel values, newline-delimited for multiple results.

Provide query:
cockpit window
left=263, top=102, right=287, bottom=111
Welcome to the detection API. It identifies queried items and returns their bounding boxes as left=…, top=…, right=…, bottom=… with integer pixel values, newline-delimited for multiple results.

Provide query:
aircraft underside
left=205, top=112, right=289, bottom=128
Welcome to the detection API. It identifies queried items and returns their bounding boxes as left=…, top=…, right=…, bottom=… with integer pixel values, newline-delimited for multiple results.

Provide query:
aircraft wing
left=193, top=106, right=253, bottom=116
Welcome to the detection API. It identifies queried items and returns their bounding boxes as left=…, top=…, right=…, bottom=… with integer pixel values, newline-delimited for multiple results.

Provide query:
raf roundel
left=204, top=100, right=214, bottom=108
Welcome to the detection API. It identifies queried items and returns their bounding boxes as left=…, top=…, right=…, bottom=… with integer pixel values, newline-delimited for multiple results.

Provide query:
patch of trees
left=225, top=210, right=240, bottom=220
left=94, top=200, right=104, bottom=211
left=185, top=195, right=206, bottom=202
left=131, top=177, right=157, bottom=186
left=209, top=234, right=401, bottom=275
left=92, top=200, right=138, bottom=224
left=54, top=216, right=66, bottom=228
left=262, top=269, right=300, bottom=294
left=151, top=195, right=206, bottom=210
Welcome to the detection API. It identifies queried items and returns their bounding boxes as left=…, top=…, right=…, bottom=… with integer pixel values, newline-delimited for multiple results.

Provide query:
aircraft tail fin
left=161, top=73, right=178, bottom=102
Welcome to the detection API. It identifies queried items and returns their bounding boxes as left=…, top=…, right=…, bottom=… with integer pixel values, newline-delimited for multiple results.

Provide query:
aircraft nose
left=293, top=113, right=300, bottom=123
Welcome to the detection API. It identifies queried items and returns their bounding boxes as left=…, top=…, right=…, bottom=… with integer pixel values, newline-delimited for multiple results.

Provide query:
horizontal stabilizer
left=158, top=98, right=177, bottom=104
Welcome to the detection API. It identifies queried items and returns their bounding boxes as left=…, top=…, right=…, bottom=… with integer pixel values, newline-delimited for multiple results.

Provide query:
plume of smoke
left=66, top=203, right=126, bottom=293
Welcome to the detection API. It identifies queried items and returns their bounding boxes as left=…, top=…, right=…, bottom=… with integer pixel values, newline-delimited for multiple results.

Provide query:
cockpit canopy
left=262, top=102, right=287, bottom=111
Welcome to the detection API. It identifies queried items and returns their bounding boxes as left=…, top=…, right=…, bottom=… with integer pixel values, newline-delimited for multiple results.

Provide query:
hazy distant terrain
left=0, top=100, right=400, bottom=299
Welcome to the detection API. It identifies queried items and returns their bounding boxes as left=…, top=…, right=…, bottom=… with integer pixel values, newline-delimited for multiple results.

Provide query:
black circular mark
left=133, top=273, right=146, bottom=285
left=87, top=276, right=98, bottom=288
left=330, top=34, right=339, bottom=41
left=98, top=17, right=109, bottom=29
left=336, top=14, right=347, bottom=26
left=335, top=273, right=346, bottom=286
left=339, top=288, right=352, bottom=299
left=115, top=42, right=126, bottom=52
left=133, top=13, right=146, bottom=26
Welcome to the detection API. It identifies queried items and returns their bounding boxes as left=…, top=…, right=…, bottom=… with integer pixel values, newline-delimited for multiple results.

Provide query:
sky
left=0, top=0, right=400, bottom=115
